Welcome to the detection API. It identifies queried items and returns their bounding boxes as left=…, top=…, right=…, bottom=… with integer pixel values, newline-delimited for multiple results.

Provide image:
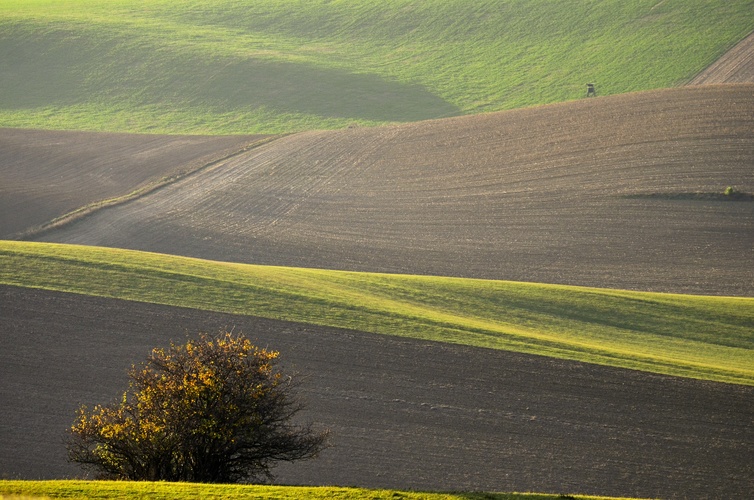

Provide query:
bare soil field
left=30, top=85, right=754, bottom=296
left=4, top=81, right=753, bottom=498
left=0, top=129, right=267, bottom=238
left=690, top=30, right=754, bottom=84
left=1, top=285, right=752, bottom=499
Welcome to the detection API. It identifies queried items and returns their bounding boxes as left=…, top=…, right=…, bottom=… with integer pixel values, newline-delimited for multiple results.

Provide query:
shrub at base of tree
left=67, top=331, right=330, bottom=483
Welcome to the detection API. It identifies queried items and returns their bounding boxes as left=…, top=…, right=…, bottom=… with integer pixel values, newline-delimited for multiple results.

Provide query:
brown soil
left=689, top=30, right=754, bottom=84
left=31, top=85, right=754, bottom=296
left=1, top=285, right=752, bottom=498
left=4, top=81, right=753, bottom=498
left=0, top=129, right=267, bottom=238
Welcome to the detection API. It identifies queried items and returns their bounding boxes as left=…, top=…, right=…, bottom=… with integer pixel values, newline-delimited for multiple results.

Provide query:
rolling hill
left=1, top=0, right=753, bottom=133
left=2, top=284, right=752, bottom=498
left=22, top=85, right=754, bottom=296
left=2, top=85, right=752, bottom=497
left=2, top=2, right=754, bottom=498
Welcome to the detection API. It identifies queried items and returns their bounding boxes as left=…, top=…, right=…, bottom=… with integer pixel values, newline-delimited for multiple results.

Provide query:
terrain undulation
left=2, top=285, right=753, bottom=499
left=1, top=12, right=754, bottom=499
left=10, top=85, right=754, bottom=296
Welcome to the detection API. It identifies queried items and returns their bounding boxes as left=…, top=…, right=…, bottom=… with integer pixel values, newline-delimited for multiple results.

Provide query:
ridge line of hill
left=25, top=85, right=752, bottom=296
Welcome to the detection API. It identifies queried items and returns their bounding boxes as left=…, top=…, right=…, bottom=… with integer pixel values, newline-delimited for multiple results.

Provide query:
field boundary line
left=11, top=134, right=288, bottom=241
left=686, top=28, right=754, bottom=85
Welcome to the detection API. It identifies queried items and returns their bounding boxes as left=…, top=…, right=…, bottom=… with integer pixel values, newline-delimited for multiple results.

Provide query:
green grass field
left=1, top=0, right=752, bottom=134
left=2, top=240, right=752, bottom=386
left=0, top=480, right=648, bottom=500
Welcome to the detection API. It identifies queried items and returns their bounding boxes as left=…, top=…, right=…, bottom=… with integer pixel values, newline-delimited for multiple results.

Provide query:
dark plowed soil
left=0, top=129, right=267, bottom=238
left=1, top=285, right=752, bottom=499
left=31, top=86, right=754, bottom=296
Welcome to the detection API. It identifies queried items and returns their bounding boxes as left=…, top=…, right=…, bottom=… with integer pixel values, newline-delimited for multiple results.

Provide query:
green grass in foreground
left=1, top=0, right=752, bottom=134
left=1, top=240, right=753, bottom=386
left=0, top=480, right=647, bottom=500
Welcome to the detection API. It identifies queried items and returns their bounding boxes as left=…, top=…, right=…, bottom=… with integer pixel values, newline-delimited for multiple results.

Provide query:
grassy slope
left=0, top=481, right=642, bottom=500
left=1, top=0, right=753, bottom=134
left=2, top=241, right=752, bottom=386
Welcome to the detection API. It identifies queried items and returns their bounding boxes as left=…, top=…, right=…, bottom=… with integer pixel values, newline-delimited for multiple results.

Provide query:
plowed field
left=0, top=130, right=267, bottom=238
left=3, top=52, right=754, bottom=498
left=2, top=285, right=752, bottom=499
left=31, top=85, right=754, bottom=296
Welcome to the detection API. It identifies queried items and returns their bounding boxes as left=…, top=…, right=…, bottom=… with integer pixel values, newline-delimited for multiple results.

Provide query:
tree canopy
left=68, top=331, right=329, bottom=482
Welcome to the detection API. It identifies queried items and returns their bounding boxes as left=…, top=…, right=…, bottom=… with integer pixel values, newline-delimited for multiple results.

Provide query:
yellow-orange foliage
left=68, top=331, right=328, bottom=482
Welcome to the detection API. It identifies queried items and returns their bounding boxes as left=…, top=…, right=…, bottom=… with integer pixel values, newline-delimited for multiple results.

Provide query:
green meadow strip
left=0, top=480, right=645, bottom=500
left=1, top=241, right=753, bottom=385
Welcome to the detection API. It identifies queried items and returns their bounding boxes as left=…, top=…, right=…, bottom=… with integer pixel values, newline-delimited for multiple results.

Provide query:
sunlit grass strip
left=1, top=241, right=753, bottom=385
left=0, top=480, right=650, bottom=500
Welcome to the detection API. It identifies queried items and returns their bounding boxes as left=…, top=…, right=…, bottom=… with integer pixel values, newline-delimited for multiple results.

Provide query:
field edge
left=0, top=480, right=652, bottom=500
left=2, top=240, right=752, bottom=386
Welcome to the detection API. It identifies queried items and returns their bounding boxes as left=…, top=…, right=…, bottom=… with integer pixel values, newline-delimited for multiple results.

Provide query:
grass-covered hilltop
left=1, top=0, right=753, bottom=134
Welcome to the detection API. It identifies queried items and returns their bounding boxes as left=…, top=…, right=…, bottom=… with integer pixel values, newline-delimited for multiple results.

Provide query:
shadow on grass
left=0, top=25, right=461, bottom=123
left=193, top=58, right=461, bottom=122
left=0, top=28, right=93, bottom=109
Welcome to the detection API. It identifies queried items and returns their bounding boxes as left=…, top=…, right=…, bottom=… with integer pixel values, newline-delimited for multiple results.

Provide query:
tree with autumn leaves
left=67, top=331, right=329, bottom=483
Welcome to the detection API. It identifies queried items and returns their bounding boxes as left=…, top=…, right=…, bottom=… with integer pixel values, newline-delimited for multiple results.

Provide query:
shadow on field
left=0, top=26, right=460, bottom=123
left=625, top=191, right=754, bottom=202
left=0, top=28, right=93, bottom=108
left=197, top=58, right=461, bottom=122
